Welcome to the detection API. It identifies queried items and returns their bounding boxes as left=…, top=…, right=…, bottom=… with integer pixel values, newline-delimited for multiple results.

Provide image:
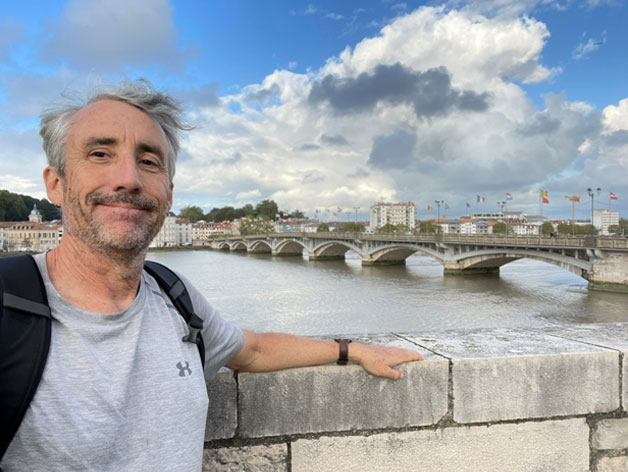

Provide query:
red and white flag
left=610, top=192, right=619, bottom=200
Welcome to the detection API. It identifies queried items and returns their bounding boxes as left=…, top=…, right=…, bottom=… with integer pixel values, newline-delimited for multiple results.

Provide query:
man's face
left=46, top=99, right=173, bottom=254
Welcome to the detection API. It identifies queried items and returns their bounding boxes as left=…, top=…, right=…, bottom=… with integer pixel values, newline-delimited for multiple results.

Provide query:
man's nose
left=112, top=154, right=143, bottom=191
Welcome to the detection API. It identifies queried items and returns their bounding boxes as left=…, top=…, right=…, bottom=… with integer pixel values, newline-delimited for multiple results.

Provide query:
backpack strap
left=0, top=255, right=51, bottom=460
left=143, top=261, right=206, bottom=369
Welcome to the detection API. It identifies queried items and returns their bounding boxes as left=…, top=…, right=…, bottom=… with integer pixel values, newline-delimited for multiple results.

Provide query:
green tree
left=492, top=222, right=511, bottom=234
left=239, top=216, right=275, bottom=235
left=557, top=222, right=574, bottom=235
left=178, top=205, right=205, bottom=223
left=255, top=200, right=279, bottom=220
left=339, top=222, right=365, bottom=233
left=419, top=221, right=437, bottom=233
left=541, top=221, right=555, bottom=235
left=317, top=223, right=330, bottom=232
left=241, top=203, right=255, bottom=216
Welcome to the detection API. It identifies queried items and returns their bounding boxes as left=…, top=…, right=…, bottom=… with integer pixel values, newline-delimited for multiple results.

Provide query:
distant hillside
left=0, top=189, right=61, bottom=222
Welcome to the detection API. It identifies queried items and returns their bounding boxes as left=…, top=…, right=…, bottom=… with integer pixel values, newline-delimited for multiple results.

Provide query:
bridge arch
left=362, top=244, right=446, bottom=266
left=310, top=241, right=362, bottom=260
left=447, top=249, right=591, bottom=278
left=230, top=241, right=248, bottom=252
left=273, top=239, right=306, bottom=256
left=249, top=240, right=272, bottom=254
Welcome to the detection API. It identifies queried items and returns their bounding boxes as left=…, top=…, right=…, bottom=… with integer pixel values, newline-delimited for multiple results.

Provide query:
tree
left=339, top=222, right=365, bottom=233
left=241, top=204, right=255, bottom=216
left=419, top=221, right=437, bottom=233
left=317, top=223, right=330, bottom=232
left=255, top=200, right=279, bottom=220
left=557, top=222, right=574, bottom=235
left=492, top=222, right=511, bottom=234
left=541, top=221, right=555, bottom=235
left=239, top=216, right=275, bottom=235
left=178, top=205, right=205, bottom=223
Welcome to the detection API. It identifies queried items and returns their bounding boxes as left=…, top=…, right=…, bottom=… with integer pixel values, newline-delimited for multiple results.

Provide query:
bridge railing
left=212, top=232, right=628, bottom=250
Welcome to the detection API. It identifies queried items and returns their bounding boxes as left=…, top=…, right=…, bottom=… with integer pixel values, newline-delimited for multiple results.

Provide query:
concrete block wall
left=202, top=324, right=628, bottom=471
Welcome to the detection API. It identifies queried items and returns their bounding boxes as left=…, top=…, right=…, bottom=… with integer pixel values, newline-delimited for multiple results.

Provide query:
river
left=146, top=249, right=628, bottom=336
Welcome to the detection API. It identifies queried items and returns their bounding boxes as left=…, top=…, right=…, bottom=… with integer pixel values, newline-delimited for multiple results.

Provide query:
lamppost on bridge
left=497, top=200, right=507, bottom=215
left=587, top=187, right=601, bottom=235
left=434, top=200, right=445, bottom=233
left=353, top=207, right=360, bottom=231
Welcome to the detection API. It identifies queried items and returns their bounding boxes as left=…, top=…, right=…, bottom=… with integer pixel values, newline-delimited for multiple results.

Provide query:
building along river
left=147, top=249, right=628, bottom=337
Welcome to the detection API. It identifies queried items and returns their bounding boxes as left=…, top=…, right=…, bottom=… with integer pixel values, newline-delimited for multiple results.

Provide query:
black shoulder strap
left=143, top=260, right=205, bottom=369
left=0, top=255, right=51, bottom=460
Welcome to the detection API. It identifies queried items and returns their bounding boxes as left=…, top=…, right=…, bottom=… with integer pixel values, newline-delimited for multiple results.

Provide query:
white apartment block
left=510, top=223, right=541, bottom=236
left=150, top=212, right=176, bottom=247
left=593, top=209, right=619, bottom=235
left=176, top=219, right=193, bottom=246
left=370, top=202, right=416, bottom=230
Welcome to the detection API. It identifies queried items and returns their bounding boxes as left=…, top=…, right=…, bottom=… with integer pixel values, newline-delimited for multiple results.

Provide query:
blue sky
left=1, top=0, right=627, bottom=221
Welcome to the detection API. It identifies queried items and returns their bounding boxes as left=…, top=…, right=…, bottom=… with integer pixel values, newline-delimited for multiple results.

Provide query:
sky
left=1, top=0, right=627, bottom=222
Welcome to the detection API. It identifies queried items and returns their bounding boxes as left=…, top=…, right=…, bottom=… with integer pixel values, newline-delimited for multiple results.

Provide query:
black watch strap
left=334, top=338, right=352, bottom=365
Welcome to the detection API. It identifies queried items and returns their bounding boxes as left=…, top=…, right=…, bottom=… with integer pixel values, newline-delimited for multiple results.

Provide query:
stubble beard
left=62, top=189, right=166, bottom=257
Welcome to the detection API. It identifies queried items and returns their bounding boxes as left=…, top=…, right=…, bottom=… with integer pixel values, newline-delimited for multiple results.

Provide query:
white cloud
left=40, top=0, right=189, bottom=71
left=236, top=189, right=262, bottom=201
left=175, top=5, right=583, bottom=213
left=572, top=32, right=605, bottom=60
left=602, top=99, right=628, bottom=133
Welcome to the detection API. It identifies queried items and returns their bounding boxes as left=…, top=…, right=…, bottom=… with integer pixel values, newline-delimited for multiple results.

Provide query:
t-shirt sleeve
left=177, top=273, right=245, bottom=380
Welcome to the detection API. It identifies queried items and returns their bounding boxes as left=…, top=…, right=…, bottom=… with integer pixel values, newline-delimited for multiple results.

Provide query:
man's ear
left=43, top=167, right=63, bottom=206
left=167, top=182, right=173, bottom=211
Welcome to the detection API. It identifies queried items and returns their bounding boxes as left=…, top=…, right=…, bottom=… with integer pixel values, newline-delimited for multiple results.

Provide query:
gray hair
left=39, top=78, right=192, bottom=182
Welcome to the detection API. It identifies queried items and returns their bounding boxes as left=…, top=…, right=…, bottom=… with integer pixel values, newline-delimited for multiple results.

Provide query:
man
left=1, top=80, right=422, bottom=471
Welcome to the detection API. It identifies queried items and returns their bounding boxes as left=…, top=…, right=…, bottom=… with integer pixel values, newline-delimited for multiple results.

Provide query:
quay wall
left=202, top=324, right=628, bottom=472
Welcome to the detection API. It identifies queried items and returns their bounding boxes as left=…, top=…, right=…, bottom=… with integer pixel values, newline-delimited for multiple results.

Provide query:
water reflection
left=146, top=249, right=628, bottom=336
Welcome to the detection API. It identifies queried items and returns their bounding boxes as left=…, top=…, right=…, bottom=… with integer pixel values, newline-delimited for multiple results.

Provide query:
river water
left=146, top=249, right=628, bottom=337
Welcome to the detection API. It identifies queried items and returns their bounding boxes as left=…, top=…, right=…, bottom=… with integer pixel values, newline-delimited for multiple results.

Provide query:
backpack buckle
left=182, top=313, right=203, bottom=345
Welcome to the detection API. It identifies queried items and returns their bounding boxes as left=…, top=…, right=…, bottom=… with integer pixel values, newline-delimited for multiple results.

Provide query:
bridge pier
left=587, top=253, right=628, bottom=293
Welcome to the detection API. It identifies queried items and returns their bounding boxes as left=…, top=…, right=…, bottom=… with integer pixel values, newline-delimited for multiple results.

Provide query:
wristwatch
left=334, top=338, right=352, bottom=365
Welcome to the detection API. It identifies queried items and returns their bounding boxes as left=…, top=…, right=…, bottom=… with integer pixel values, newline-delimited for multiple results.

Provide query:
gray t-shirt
left=2, top=253, right=244, bottom=471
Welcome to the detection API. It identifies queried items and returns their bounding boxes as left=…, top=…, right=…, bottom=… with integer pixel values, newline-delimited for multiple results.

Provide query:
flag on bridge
left=427, top=205, right=432, bottom=211
left=466, top=202, right=471, bottom=208
left=505, top=192, right=513, bottom=200
left=610, top=192, right=619, bottom=200
left=541, top=190, right=549, bottom=204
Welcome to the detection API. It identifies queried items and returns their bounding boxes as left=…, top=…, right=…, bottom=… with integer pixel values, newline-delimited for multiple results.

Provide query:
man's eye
left=90, top=151, right=108, bottom=159
left=141, top=158, right=160, bottom=168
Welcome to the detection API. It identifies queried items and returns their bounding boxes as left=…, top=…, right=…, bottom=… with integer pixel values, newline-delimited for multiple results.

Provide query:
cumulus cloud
left=309, top=63, right=491, bottom=118
left=40, top=0, right=190, bottom=71
left=172, top=6, right=593, bottom=213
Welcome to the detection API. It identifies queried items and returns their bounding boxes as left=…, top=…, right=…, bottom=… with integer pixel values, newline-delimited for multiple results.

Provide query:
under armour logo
left=176, top=361, right=192, bottom=377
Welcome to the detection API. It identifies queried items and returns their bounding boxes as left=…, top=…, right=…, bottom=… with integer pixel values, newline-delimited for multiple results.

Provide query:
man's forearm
left=227, top=330, right=423, bottom=379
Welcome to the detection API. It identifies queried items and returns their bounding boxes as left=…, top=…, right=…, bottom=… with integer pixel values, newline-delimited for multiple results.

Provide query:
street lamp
left=587, top=187, right=601, bottom=235
left=497, top=200, right=506, bottom=215
left=434, top=200, right=445, bottom=233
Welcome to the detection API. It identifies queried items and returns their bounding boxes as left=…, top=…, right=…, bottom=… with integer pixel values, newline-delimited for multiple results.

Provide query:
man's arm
left=226, top=330, right=423, bottom=380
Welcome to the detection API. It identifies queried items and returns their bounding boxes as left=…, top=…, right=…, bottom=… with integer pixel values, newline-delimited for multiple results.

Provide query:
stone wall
left=202, top=324, right=628, bottom=471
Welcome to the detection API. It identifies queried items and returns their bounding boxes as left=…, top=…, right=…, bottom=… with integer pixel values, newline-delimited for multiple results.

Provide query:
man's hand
left=349, top=343, right=424, bottom=380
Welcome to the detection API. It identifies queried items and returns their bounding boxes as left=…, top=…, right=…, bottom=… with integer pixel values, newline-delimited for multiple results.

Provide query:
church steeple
left=28, top=204, right=43, bottom=223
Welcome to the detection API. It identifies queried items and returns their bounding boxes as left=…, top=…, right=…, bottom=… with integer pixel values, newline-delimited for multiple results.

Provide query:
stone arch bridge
left=203, top=233, right=628, bottom=293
